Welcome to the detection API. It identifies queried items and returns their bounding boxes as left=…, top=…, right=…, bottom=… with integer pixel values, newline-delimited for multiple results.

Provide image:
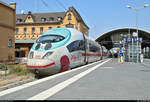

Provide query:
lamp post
left=126, top=4, right=149, bottom=63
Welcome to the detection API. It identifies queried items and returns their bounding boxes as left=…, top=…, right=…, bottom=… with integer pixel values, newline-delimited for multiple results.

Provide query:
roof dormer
left=25, top=11, right=34, bottom=23
left=49, top=17, right=54, bottom=22
left=17, top=18, right=23, bottom=23
left=41, top=17, right=46, bottom=22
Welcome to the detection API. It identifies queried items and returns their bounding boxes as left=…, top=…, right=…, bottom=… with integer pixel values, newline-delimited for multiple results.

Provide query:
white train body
left=27, top=28, right=107, bottom=76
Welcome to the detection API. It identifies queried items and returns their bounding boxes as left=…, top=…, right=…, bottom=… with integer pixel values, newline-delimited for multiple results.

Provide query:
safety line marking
left=27, top=59, right=111, bottom=100
left=101, top=67, right=113, bottom=69
left=0, top=59, right=109, bottom=97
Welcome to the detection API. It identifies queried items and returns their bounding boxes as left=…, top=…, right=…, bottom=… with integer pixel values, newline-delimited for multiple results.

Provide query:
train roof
left=42, top=28, right=71, bottom=38
left=41, top=28, right=99, bottom=46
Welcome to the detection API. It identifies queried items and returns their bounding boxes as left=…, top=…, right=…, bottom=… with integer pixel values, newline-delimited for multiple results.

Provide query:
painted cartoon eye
left=45, top=43, right=52, bottom=50
left=42, top=52, right=53, bottom=59
left=35, top=43, right=41, bottom=50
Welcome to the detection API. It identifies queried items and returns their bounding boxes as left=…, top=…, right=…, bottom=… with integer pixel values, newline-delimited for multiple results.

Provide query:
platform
left=0, top=58, right=150, bottom=100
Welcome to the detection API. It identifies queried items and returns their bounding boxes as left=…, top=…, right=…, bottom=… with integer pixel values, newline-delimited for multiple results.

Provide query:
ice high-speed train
left=27, top=28, right=108, bottom=76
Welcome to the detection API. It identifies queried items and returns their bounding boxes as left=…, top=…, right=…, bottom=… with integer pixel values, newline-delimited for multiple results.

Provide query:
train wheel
left=60, top=55, right=70, bottom=72
left=35, top=74, right=42, bottom=79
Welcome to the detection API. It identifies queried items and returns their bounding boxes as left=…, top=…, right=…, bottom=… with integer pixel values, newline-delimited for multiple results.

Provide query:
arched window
left=28, top=16, right=31, bottom=19
left=68, top=14, right=71, bottom=20
left=32, top=27, right=35, bottom=34
left=40, top=27, right=43, bottom=34
left=24, top=28, right=27, bottom=35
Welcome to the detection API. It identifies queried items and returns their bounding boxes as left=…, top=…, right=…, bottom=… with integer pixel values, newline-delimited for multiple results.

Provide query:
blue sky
left=2, top=0, right=150, bottom=39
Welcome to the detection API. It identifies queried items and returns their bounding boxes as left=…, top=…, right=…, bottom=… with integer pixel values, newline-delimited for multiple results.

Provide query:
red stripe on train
left=27, top=62, right=55, bottom=68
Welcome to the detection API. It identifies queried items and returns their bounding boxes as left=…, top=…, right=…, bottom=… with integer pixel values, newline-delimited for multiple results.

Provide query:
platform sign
left=138, top=38, right=143, bottom=42
left=128, top=38, right=131, bottom=42
left=123, top=38, right=142, bottom=43
left=133, top=38, right=137, bottom=42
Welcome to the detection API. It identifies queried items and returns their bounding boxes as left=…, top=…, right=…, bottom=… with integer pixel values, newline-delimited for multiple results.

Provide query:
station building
left=96, top=27, right=150, bottom=58
left=15, top=6, right=89, bottom=58
left=0, top=1, right=16, bottom=63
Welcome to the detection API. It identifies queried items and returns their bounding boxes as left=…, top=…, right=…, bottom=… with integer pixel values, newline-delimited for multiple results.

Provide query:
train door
left=85, top=39, right=90, bottom=63
left=67, top=40, right=84, bottom=68
left=82, top=34, right=88, bottom=64
left=79, top=40, right=87, bottom=65
left=100, top=45, right=103, bottom=60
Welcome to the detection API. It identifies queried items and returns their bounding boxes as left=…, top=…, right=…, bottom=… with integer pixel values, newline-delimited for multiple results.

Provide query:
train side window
left=67, top=41, right=75, bottom=52
left=71, top=40, right=80, bottom=51
left=79, top=40, right=85, bottom=50
left=89, top=43, right=100, bottom=52
left=67, top=40, right=84, bottom=52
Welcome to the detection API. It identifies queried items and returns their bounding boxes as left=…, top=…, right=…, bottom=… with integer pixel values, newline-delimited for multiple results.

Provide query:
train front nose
left=27, top=59, right=55, bottom=68
left=27, top=59, right=58, bottom=75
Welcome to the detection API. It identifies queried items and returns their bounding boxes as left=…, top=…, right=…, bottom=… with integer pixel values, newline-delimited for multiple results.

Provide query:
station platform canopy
left=96, top=27, right=150, bottom=50
left=15, top=40, right=35, bottom=43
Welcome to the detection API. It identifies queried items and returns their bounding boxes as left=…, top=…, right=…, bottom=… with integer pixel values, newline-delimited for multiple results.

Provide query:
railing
left=15, top=33, right=42, bottom=40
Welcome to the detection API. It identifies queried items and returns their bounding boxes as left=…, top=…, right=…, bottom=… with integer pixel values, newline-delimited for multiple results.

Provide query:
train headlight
left=42, top=52, right=53, bottom=59
left=29, top=51, right=34, bottom=59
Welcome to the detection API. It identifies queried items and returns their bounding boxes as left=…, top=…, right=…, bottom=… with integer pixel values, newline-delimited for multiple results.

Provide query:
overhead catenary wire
left=72, top=0, right=96, bottom=26
left=40, top=0, right=67, bottom=12
left=34, top=0, right=54, bottom=12
left=71, top=0, right=97, bottom=37
left=41, top=0, right=54, bottom=11
left=41, top=0, right=48, bottom=7
left=55, top=0, right=67, bottom=11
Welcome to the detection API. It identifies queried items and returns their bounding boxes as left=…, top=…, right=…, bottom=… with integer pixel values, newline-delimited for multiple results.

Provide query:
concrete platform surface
left=0, top=58, right=150, bottom=100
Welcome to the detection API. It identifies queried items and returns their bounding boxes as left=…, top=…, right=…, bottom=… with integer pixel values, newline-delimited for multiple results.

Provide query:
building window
left=24, top=28, right=27, bottom=34
left=16, top=28, right=19, bottom=35
left=66, top=24, right=74, bottom=28
left=49, top=17, right=54, bottom=21
left=57, top=17, right=62, bottom=21
left=28, top=16, right=31, bottom=19
left=41, top=17, right=46, bottom=22
left=8, top=39, right=12, bottom=48
left=40, top=27, right=43, bottom=34
left=32, top=27, right=35, bottom=34
left=48, top=27, right=52, bottom=30
left=68, top=14, right=71, bottom=20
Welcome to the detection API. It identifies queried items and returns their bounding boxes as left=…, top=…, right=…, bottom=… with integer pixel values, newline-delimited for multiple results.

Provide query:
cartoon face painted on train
left=28, top=28, right=71, bottom=59
left=32, top=28, right=71, bottom=51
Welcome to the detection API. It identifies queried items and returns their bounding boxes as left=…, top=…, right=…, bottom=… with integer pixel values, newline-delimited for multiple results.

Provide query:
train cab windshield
left=36, top=35, right=65, bottom=43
